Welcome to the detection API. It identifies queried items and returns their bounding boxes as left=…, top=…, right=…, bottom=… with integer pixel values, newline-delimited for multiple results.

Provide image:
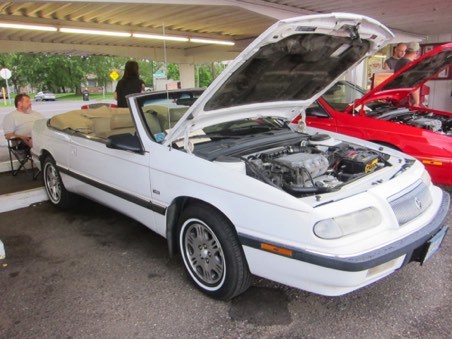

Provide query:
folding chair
left=6, top=137, right=39, bottom=179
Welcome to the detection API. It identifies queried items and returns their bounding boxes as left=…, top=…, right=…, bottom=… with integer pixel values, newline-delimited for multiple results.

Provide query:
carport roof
left=0, top=1, right=451, bottom=63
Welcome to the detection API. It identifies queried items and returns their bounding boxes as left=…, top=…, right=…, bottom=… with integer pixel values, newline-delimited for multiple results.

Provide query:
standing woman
left=114, top=60, right=145, bottom=108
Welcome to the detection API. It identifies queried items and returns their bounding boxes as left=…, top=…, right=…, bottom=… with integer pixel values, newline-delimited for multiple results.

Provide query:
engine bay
left=369, top=106, right=452, bottom=135
left=220, top=134, right=389, bottom=197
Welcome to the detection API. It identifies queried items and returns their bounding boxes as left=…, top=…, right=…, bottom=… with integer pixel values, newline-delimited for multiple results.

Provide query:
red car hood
left=348, top=43, right=452, bottom=112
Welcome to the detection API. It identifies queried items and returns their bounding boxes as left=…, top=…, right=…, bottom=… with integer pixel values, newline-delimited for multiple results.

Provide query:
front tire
left=178, top=203, right=251, bottom=300
left=43, top=156, right=77, bottom=208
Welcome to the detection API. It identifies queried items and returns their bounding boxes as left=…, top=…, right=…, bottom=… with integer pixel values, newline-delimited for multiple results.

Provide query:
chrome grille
left=388, top=181, right=432, bottom=226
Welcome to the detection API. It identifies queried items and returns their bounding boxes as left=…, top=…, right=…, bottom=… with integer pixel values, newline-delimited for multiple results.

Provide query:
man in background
left=3, top=93, right=44, bottom=147
left=394, top=42, right=420, bottom=72
left=394, top=42, right=421, bottom=106
left=383, top=43, right=407, bottom=71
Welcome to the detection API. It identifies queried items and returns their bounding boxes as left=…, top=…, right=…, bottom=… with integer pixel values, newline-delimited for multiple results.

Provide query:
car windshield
left=140, top=103, right=287, bottom=145
left=175, top=117, right=291, bottom=156
left=137, top=89, right=204, bottom=143
left=322, top=81, right=366, bottom=111
left=202, top=117, right=286, bottom=136
left=136, top=89, right=289, bottom=145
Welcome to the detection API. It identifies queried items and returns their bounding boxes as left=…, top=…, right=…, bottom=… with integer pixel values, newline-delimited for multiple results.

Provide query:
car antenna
left=162, top=22, right=172, bottom=150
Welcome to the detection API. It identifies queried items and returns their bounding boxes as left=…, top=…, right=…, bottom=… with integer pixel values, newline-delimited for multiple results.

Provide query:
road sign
left=0, top=68, right=12, bottom=105
left=0, top=68, right=12, bottom=80
left=109, top=70, right=119, bottom=81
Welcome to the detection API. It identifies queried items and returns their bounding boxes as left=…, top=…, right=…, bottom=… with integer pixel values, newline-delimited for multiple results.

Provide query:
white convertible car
left=32, top=13, right=449, bottom=300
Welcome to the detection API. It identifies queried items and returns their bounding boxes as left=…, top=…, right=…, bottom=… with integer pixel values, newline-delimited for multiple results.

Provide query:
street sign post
left=109, top=70, right=119, bottom=98
left=0, top=68, right=12, bottom=105
left=0, top=68, right=11, bottom=80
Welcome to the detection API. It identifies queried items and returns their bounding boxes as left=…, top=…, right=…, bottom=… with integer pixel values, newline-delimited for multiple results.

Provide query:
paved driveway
left=0, top=190, right=450, bottom=338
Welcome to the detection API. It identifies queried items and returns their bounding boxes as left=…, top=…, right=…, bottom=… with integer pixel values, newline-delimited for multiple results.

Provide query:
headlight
left=314, top=207, right=382, bottom=239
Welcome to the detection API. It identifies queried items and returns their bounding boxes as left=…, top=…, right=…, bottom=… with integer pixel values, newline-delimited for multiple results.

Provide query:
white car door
left=67, top=135, right=158, bottom=233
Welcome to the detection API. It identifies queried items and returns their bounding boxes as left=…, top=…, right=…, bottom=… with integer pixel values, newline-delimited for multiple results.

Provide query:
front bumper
left=239, top=190, right=450, bottom=296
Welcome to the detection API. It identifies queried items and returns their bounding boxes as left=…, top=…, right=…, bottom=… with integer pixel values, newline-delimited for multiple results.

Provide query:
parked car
left=32, top=13, right=449, bottom=300
left=35, top=91, right=56, bottom=101
left=300, top=43, right=452, bottom=186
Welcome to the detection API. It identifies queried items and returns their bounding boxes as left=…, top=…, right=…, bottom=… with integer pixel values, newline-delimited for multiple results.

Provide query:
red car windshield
left=321, top=81, right=366, bottom=111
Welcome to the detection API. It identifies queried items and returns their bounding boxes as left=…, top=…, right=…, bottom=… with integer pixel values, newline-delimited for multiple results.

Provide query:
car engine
left=241, top=134, right=387, bottom=197
left=390, top=112, right=452, bottom=135
left=373, top=107, right=452, bottom=135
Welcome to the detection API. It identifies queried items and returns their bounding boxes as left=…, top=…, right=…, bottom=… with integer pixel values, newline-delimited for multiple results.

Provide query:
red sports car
left=302, top=43, right=452, bottom=185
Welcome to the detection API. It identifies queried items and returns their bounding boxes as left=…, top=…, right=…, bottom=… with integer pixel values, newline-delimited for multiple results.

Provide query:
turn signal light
left=421, top=159, right=443, bottom=166
left=261, top=243, right=293, bottom=257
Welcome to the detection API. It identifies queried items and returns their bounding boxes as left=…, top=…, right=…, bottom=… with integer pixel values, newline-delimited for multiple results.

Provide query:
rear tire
left=43, top=156, right=77, bottom=208
left=178, top=203, right=252, bottom=300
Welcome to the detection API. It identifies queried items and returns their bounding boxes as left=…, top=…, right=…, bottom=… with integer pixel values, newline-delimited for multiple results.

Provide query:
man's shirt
left=3, top=110, right=45, bottom=137
left=384, top=56, right=399, bottom=70
left=394, top=57, right=412, bottom=73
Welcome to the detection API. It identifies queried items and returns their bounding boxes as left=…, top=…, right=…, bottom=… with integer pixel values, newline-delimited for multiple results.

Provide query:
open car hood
left=350, top=43, right=452, bottom=109
left=165, top=13, right=393, bottom=144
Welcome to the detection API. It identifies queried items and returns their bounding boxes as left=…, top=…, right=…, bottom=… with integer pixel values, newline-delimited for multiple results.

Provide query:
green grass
left=0, top=99, right=13, bottom=107
left=55, top=92, right=115, bottom=101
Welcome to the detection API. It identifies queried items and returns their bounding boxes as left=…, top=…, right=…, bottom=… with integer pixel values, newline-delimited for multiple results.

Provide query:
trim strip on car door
left=58, top=166, right=166, bottom=215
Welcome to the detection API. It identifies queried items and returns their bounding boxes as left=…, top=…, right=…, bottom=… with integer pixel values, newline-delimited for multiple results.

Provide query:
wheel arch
left=166, top=196, right=235, bottom=257
left=38, top=149, right=53, bottom=166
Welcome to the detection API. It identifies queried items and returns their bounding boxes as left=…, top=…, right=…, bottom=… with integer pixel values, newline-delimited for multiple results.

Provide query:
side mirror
left=306, top=106, right=330, bottom=118
left=106, top=133, right=143, bottom=153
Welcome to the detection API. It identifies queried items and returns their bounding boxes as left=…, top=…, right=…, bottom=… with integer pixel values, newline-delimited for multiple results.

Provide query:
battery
left=340, top=150, right=379, bottom=174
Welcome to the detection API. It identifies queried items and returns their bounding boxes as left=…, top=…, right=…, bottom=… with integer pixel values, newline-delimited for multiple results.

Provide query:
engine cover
left=410, top=117, right=442, bottom=132
left=274, top=153, right=329, bottom=178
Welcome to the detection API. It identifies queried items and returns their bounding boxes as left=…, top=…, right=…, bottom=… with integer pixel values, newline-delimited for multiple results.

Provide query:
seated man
left=3, top=93, right=44, bottom=148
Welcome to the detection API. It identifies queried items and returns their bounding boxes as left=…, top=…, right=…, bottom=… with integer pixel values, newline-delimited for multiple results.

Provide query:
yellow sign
left=109, top=70, right=119, bottom=81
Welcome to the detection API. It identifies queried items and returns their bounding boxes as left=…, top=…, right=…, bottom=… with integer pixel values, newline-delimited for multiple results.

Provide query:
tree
left=44, top=55, right=86, bottom=93
left=195, top=62, right=227, bottom=88
left=0, top=53, right=31, bottom=93
left=137, top=60, right=155, bottom=87
left=196, top=64, right=213, bottom=88
left=0, top=53, right=87, bottom=94
left=84, top=56, right=127, bottom=94
left=166, top=64, right=180, bottom=81
left=1, top=52, right=228, bottom=95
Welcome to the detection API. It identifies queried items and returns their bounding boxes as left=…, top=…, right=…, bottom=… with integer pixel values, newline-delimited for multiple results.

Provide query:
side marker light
left=421, top=160, right=443, bottom=166
left=261, top=243, right=293, bottom=257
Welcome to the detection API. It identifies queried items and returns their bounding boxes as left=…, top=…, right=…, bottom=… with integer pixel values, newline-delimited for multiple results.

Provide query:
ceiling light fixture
left=133, top=33, right=189, bottom=42
left=0, top=22, right=57, bottom=31
left=0, top=22, right=235, bottom=46
left=60, top=28, right=131, bottom=37
left=190, top=38, right=235, bottom=46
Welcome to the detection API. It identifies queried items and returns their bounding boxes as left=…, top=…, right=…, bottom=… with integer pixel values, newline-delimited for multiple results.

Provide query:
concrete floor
left=0, top=184, right=451, bottom=338
left=0, top=170, right=43, bottom=195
